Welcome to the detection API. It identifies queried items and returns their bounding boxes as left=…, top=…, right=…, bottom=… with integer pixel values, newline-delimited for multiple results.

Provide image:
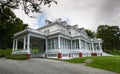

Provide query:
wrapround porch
left=12, top=28, right=46, bottom=58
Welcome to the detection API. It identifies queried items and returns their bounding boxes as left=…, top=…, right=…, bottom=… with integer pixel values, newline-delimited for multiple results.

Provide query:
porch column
left=12, top=40, right=15, bottom=52
left=23, top=36, right=26, bottom=50
left=85, top=42, right=87, bottom=50
left=58, top=35, right=60, bottom=49
left=89, top=43, right=92, bottom=52
left=71, top=40, right=72, bottom=50
left=75, top=40, right=76, bottom=50
left=54, top=39, right=55, bottom=49
left=46, top=39, right=48, bottom=52
left=99, top=42, right=102, bottom=52
left=27, top=34, right=30, bottom=52
left=79, top=38, right=81, bottom=50
left=15, top=39, right=18, bottom=51
left=92, top=42, right=94, bottom=52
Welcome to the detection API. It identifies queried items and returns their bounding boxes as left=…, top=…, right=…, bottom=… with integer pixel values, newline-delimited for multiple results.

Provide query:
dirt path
left=0, top=58, right=117, bottom=74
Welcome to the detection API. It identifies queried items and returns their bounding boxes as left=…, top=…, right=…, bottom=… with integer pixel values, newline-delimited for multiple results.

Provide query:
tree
left=0, top=5, right=28, bottom=49
left=85, top=29, right=95, bottom=38
left=0, top=0, right=57, bottom=16
left=96, top=25, right=120, bottom=51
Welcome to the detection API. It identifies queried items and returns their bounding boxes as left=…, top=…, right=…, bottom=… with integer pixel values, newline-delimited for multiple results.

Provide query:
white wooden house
left=12, top=19, right=103, bottom=59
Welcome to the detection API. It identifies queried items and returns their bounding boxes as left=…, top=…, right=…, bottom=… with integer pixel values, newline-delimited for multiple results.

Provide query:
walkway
left=0, top=58, right=117, bottom=74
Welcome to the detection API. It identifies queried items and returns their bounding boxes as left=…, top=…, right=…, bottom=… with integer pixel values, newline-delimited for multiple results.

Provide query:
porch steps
left=102, top=52, right=112, bottom=56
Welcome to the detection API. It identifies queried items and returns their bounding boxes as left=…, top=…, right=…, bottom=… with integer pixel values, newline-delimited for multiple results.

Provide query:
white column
left=54, top=39, right=55, bottom=49
left=46, top=39, right=48, bottom=52
left=99, top=42, right=102, bottom=52
left=79, top=38, right=81, bottom=50
left=85, top=42, right=87, bottom=50
left=71, top=40, right=72, bottom=50
left=75, top=40, right=76, bottom=50
left=51, top=39, right=52, bottom=50
left=12, top=40, right=15, bottom=52
left=15, top=39, right=18, bottom=51
left=23, top=36, right=26, bottom=50
left=89, top=43, right=92, bottom=52
left=27, top=34, right=30, bottom=52
left=58, top=36, right=60, bottom=49
left=92, top=42, right=94, bottom=52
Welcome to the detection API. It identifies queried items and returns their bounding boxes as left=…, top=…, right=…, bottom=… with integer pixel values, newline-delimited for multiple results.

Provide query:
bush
left=0, top=49, right=12, bottom=57
left=6, top=55, right=28, bottom=60
left=104, top=49, right=120, bottom=55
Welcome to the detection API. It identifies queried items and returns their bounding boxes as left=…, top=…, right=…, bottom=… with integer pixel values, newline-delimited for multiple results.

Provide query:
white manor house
left=12, top=19, right=103, bottom=59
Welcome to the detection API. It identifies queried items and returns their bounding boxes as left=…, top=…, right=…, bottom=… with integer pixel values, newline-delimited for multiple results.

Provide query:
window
left=69, top=32, right=71, bottom=34
left=47, top=30, right=49, bottom=34
left=44, top=31, right=46, bottom=34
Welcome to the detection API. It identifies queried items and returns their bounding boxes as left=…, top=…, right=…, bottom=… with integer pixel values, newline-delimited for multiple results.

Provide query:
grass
left=64, top=58, right=87, bottom=63
left=6, top=55, right=28, bottom=60
left=64, top=56, right=120, bottom=73
left=87, top=56, right=120, bottom=73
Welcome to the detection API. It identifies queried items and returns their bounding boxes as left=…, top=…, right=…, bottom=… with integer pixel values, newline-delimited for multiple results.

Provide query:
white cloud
left=13, top=7, right=40, bottom=29
left=14, top=0, right=120, bottom=31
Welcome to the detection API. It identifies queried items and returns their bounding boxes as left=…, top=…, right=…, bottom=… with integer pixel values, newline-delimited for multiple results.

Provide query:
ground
left=0, top=58, right=117, bottom=74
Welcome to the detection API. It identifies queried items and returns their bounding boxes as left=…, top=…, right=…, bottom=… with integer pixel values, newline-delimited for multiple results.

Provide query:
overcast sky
left=14, top=0, right=120, bottom=31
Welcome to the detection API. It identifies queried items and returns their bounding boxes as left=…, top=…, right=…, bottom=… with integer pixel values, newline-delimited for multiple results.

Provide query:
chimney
left=56, top=18, right=61, bottom=22
left=45, top=19, right=51, bottom=25
left=73, top=24, right=78, bottom=28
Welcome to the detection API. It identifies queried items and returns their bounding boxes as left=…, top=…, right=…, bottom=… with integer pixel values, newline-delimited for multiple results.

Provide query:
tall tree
left=85, top=29, right=95, bottom=38
left=0, top=0, right=57, bottom=16
left=0, top=5, right=28, bottom=49
left=96, top=25, right=120, bottom=51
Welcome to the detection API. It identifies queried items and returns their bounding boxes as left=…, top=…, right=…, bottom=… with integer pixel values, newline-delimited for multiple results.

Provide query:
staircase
left=102, top=52, right=112, bottom=56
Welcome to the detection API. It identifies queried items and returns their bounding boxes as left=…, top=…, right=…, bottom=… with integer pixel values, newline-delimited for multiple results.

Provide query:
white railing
left=12, top=50, right=30, bottom=54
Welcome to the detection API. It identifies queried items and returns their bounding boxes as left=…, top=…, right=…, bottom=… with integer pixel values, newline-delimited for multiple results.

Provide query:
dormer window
left=69, top=32, right=71, bottom=34
left=44, top=31, right=46, bottom=34
left=47, top=30, right=49, bottom=34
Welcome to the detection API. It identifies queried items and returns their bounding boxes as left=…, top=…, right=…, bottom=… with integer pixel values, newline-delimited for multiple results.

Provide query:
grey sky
left=14, top=0, right=120, bottom=31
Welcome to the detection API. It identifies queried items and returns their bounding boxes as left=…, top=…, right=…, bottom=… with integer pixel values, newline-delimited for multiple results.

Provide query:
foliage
left=85, top=29, right=96, bottom=38
left=104, top=49, right=120, bottom=55
left=32, top=49, right=39, bottom=53
left=96, top=25, right=120, bottom=51
left=0, top=48, right=12, bottom=57
left=0, top=0, right=57, bottom=16
left=6, top=55, right=28, bottom=60
left=64, top=56, right=120, bottom=73
left=0, top=5, right=28, bottom=49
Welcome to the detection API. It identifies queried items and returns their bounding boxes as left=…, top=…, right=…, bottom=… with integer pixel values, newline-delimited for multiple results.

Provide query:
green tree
left=0, top=0, right=57, bottom=16
left=85, top=29, right=95, bottom=38
left=96, top=25, right=120, bottom=51
left=0, top=5, right=28, bottom=49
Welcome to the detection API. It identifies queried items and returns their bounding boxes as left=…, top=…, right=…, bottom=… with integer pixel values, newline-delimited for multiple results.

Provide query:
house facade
left=12, top=19, right=103, bottom=59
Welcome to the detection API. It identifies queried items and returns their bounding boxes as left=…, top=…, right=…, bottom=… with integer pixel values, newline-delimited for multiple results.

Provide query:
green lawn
left=64, top=56, right=120, bottom=73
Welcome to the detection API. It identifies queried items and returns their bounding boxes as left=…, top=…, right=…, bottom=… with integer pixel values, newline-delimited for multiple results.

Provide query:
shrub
left=104, top=49, right=120, bottom=55
left=0, top=49, right=12, bottom=57
left=6, top=55, right=28, bottom=60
